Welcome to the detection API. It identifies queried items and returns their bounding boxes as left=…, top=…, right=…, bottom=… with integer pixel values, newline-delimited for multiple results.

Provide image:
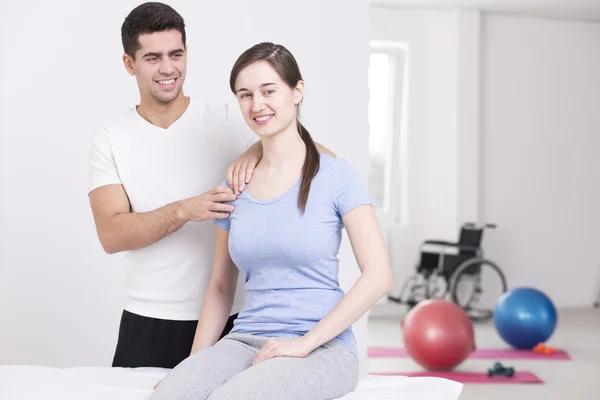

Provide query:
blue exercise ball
left=493, top=287, right=558, bottom=349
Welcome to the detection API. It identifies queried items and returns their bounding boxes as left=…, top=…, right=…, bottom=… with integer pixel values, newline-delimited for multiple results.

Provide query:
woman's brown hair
left=230, top=42, right=319, bottom=213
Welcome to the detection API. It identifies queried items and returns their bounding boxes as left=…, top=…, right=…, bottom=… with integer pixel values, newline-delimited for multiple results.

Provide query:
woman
left=151, top=42, right=393, bottom=400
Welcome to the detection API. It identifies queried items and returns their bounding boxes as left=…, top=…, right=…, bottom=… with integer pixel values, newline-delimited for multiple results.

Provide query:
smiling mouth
left=254, top=114, right=273, bottom=122
left=156, top=78, right=177, bottom=86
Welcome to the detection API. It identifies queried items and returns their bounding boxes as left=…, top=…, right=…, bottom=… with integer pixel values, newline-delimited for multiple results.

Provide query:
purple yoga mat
left=370, top=370, right=544, bottom=384
left=368, top=346, right=571, bottom=360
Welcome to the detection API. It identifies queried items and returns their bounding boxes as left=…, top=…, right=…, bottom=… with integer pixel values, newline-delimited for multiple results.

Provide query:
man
left=88, top=2, right=334, bottom=369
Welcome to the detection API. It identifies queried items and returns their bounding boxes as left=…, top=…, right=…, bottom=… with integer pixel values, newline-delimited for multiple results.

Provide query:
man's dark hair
left=121, top=2, right=186, bottom=59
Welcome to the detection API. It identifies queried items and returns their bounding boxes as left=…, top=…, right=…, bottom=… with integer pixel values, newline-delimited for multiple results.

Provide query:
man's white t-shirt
left=88, top=97, right=256, bottom=321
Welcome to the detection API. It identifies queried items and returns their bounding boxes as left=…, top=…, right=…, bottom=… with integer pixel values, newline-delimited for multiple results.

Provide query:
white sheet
left=0, top=365, right=463, bottom=400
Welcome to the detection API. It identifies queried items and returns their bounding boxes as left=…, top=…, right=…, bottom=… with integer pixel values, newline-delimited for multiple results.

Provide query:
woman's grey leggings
left=150, top=333, right=359, bottom=400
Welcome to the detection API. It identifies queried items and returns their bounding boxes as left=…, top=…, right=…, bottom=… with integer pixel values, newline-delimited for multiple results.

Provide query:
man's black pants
left=111, top=310, right=238, bottom=368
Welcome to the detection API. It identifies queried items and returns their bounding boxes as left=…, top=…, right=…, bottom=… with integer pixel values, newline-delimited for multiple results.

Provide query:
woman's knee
left=149, top=356, right=214, bottom=400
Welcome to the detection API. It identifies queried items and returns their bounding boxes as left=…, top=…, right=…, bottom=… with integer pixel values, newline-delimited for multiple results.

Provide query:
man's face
left=124, top=29, right=187, bottom=104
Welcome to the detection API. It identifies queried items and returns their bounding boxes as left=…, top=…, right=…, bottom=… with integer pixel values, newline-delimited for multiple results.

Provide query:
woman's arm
left=190, top=226, right=239, bottom=355
left=301, top=204, right=393, bottom=350
left=250, top=204, right=393, bottom=365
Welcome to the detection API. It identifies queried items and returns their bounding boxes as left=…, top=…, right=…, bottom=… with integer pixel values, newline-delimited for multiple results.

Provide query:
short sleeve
left=88, top=127, right=122, bottom=194
left=214, top=179, right=233, bottom=231
left=214, top=215, right=231, bottom=231
left=330, top=158, right=371, bottom=217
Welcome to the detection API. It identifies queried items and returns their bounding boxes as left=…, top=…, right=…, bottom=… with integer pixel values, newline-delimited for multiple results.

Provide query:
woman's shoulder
left=316, top=153, right=370, bottom=213
left=317, top=153, right=360, bottom=178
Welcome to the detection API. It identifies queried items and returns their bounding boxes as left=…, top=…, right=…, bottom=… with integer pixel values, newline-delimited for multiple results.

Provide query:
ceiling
left=370, top=0, right=600, bottom=22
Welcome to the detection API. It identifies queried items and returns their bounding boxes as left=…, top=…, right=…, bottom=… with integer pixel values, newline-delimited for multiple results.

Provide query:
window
left=367, top=42, right=409, bottom=227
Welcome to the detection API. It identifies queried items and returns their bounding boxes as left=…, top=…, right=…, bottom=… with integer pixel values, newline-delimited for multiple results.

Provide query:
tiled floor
left=367, top=304, right=600, bottom=399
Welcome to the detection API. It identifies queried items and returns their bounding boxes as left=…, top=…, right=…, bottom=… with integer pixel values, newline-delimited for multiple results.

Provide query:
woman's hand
left=251, top=337, right=314, bottom=366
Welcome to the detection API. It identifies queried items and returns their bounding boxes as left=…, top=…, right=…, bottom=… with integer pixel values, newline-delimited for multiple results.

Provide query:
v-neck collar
left=134, top=97, right=194, bottom=132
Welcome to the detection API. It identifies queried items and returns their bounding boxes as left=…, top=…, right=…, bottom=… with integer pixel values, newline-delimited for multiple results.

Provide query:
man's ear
left=123, top=53, right=135, bottom=76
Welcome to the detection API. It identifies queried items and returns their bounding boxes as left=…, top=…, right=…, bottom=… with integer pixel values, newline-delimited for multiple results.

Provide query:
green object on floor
left=487, top=362, right=515, bottom=377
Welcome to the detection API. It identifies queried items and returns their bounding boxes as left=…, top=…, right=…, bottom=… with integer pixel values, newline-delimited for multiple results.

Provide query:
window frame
left=368, top=41, right=409, bottom=229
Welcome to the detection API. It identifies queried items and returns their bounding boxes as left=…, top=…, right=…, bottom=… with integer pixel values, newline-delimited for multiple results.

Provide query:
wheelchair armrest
left=423, top=240, right=456, bottom=246
left=422, top=241, right=481, bottom=254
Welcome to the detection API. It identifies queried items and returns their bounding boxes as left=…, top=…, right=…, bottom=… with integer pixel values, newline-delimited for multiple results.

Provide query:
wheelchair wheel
left=448, top=257, right=507, bottom=322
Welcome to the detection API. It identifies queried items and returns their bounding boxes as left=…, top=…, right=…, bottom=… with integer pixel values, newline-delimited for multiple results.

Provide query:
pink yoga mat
left=370, top=370, right=544, bottom=384
left=368, top=346, right=571, bottom=360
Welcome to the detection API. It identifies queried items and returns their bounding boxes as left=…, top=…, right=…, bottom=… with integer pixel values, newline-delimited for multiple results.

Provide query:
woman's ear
left=293, top=80, right=305, bottom=105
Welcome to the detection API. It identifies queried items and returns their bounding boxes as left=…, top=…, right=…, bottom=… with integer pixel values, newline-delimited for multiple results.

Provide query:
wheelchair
left=388, top=222, right=507, bottom=322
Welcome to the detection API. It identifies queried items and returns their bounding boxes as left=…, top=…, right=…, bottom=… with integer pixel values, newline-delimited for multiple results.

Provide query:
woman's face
left=234, top=61, right=303, bottom=138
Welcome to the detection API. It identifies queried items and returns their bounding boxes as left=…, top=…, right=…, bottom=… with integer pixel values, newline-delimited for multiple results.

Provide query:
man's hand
left=227, top=142, right=263, bottom=195
left=179, top=186, right=237, bottom=222
left=225, top=141, right=334, bottom=195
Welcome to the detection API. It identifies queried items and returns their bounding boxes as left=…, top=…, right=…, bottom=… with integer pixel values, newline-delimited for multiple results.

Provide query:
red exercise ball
left=402, top=299, right=475, bottom=371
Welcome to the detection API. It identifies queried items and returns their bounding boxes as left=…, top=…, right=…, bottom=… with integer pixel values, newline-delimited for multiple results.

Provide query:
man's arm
left=89, top=184, right=237, bottom=254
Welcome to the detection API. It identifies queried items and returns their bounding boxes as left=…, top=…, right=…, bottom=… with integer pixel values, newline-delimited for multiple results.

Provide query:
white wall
left=0, top=0, right=371, bottom=373
left=370, top=6, right=600, bottom=308
left=480, top=14, right=600, bottom=307
left=370, top=7, right=481, bottom=291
